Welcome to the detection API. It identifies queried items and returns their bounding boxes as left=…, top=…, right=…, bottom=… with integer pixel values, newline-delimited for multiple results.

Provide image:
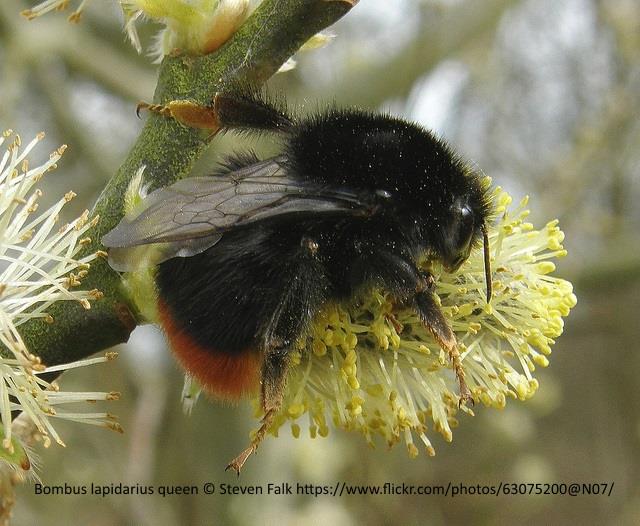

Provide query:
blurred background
left=1, top=0, right=639, bottom=524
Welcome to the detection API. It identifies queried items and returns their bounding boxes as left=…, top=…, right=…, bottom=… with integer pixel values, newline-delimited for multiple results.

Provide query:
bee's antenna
left=482, top=223, right=492, bottom=303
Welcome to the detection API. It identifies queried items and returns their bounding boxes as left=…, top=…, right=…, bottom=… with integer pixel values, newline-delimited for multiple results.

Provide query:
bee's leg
left=226, top=250, right=326, bottom=474
left=414, top=289, right=473, bottom=406
left=211, top=92, right=294, bottom=132
left=136, top=90, right=293, bottom=134
left=225, top=346, right=290, bottom=475
left=136, top=100, right=221, bottom=131
left=384, top=312, right=404, bottom=334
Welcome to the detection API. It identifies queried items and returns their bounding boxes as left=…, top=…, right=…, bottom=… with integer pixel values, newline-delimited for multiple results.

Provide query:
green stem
left=16, top=0, right=356, bottom=366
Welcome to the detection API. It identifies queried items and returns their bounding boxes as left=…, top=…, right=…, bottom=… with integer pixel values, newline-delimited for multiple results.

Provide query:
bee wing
left=103, top=158, right=370, bottom=271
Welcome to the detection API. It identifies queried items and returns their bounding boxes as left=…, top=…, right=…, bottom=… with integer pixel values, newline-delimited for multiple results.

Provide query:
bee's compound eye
left=460, top=204, right=473, bottom=224
left=443, top=200, right=476, bottom=272
left=457, top=204, right=475, bottom=246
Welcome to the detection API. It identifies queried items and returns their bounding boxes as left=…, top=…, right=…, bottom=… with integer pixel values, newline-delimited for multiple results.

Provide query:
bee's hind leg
left=135, top=90, right=293, bottom=136
left=136, top=100, right=222, bottom=131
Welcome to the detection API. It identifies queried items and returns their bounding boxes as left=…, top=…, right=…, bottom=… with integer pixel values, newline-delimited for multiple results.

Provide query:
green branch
left=17, top=0, right=357, bottom=366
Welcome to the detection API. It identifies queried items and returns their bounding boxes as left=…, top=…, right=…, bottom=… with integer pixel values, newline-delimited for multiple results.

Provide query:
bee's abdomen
left=158, top=299, right=261, bottom=400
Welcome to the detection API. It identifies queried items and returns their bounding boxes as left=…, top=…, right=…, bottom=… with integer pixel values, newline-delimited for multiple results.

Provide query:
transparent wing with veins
left=102, top=157, right=372, bottom=271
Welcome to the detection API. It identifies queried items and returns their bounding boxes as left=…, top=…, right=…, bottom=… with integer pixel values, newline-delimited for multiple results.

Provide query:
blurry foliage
left=1, top=0, right=639, bottom=524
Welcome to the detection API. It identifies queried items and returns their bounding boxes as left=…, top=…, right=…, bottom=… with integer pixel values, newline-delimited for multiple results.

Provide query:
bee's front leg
left=355, top=248, right=473, bottom=406
left=414, top=287, right=473, bottom=407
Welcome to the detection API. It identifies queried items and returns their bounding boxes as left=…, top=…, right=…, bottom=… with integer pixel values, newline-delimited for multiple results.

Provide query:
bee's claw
left=135, top=101, right=148, bottom=119
left=447, top=342, right=474, bottom=408
left=225, top=446, right=256, bottom=476
left=457, top=382, right=474, bottom=408
left=135, top=101, right=173, bottom=120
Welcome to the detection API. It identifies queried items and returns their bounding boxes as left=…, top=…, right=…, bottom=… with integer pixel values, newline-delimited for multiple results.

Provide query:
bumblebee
left=103, top=91, right=493, bottom=472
